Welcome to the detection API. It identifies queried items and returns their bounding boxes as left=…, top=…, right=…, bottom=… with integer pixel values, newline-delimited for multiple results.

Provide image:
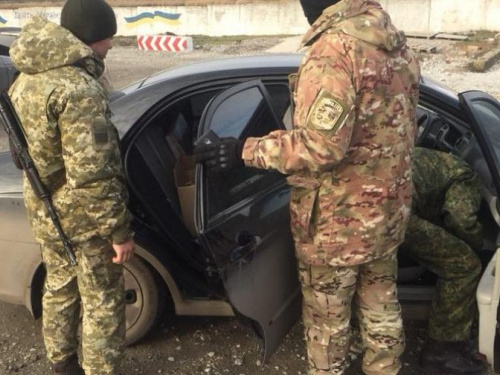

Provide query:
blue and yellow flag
left=125, top=11, right=181, bottom=28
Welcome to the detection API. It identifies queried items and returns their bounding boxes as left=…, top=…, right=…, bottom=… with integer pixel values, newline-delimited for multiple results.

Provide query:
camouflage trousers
left=402, top=215, right=482, bottom=341
left=298, top=250, right=404, bottom=375
left=41, top=237, right=125, bottom=375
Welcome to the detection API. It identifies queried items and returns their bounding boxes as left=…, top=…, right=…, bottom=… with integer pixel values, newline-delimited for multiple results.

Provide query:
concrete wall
left=381, top=0, right=500, bottom=33
left=2, top=1, right=500, bottom=37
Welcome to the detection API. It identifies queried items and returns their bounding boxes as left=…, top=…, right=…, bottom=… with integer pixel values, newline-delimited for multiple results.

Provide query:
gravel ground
left=105, top=34, right=500, bottom=96
left=0, top=302, right=431, bottom=375
left=415, top=36, right=500, bottom=98
left=0, top=35, right=498, bottom=375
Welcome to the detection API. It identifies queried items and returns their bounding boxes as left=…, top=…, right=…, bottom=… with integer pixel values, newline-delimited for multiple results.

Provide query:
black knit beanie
left=61, top=0, right=117, bottom=44
left=299, top=0, right=342, bottom=25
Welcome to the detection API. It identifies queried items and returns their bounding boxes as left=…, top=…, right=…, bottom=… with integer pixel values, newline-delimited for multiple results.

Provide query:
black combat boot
left=52, top=354, right=85, bottom=375
left=420, top=338, right=487, bottom=375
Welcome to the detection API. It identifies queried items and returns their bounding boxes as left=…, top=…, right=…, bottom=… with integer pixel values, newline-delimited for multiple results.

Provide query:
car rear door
left=459, top=90, right=500, bottom=372
left=0, top=56, right=17, bottom=92
left=195, top=80, right=301, bottom=362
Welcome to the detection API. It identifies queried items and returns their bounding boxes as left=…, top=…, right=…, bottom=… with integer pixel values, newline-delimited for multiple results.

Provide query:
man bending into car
left=401, top=146, right=486, bottom=375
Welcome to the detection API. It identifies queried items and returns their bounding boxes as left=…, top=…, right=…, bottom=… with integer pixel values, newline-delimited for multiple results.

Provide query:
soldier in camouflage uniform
left=194, top=0, right=420, bottom=373
left=401, top=147, right=486, bottom=375
left=8, top=0, right=134, bottom=374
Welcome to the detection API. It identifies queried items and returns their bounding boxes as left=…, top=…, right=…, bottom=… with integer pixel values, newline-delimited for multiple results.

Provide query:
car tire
left=123, top=256, right=160, bottom=346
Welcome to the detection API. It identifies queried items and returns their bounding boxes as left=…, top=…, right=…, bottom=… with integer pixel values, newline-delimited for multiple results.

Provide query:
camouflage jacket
left=412, top=147, right=483, bottom=250
left=8, top=17, right=132, bottom=245
left=242, top=0, right=420, bottom=266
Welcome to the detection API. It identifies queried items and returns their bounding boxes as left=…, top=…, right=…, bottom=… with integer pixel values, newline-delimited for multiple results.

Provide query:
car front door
left=195, top=80, right=302, bottom=362
left=459, top=90, right=500, bottom=372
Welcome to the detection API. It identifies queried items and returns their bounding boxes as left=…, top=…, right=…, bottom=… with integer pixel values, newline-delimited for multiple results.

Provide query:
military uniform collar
left=300, top=0, right=382, bottom=48
left=76, top=55, right=105, bottom=80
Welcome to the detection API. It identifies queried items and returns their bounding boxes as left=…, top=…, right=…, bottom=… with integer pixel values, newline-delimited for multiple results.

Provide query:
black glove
left=193, top=137, right=244, bottom=173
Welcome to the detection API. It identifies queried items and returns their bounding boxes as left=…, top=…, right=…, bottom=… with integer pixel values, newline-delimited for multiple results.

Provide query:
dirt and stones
left=107, top=33, right=500, bottom=98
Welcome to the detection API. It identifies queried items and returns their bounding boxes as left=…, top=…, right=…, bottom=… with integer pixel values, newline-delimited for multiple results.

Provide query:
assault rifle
left=0, top=91, right=77, bottom=266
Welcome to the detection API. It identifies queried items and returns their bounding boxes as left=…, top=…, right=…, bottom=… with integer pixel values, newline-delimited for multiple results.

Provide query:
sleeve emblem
left=91, top=120, right=112, bottom=151
left=307, top=89, right=347, bottom=132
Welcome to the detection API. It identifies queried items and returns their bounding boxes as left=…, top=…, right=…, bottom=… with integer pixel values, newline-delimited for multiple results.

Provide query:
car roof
left=142, top=53, right=303, bottom=88
left=111, top=54, right=303, bottom=136
left=111, top=53, right=462, bottom=136
left=0, top=28, right=20, bottom=56
left=115, top=53, right=303, bottom=99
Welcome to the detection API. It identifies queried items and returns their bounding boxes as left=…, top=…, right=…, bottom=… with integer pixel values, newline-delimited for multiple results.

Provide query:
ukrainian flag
left=125, top=11, right=181, bottom=28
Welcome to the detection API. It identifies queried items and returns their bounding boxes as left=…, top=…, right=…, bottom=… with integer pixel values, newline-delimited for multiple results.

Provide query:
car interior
left=398, top=104, right=500, bottom=290
left=124, top=82, right=290, bottom=244
left=123, top=90, right=221, bottom=281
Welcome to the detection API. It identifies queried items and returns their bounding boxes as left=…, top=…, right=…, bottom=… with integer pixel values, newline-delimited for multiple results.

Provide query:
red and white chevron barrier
left=137, top=35, right=193, bottom=52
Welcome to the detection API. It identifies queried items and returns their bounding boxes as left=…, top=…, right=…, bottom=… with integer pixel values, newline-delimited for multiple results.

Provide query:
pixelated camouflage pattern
left=99, top=63, right=115, bottom=97
left=8, top=16, right=132, bottom=246
left=242, top=0, right=421, bottom=267
left=8, top=17, right=131, bottom=375
left=299, top=251, right=404, bottom=375
left=401, top=147, right=483, bottom=342
left=42, top=238, right=125, bottom=375
left=410, top=147, right=483, bottom=251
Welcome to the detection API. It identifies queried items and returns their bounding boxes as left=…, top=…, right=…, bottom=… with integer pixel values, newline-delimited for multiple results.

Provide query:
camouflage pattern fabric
left=8, top=16, right=132, bottom=246
left=299, top=251, right=404, bottom=375
left=242, top=0, right=421, bottom=267
left=42, top=238, right=125, bottom=375
left=401, top=147, right=483, bottom=341
left=8, top=17, right=132, bottom=374
left=98, top=63, right=115, bottom=97
left=242, top=0, right=419, bottom=373
left=410, top=147, right=483, bottom=251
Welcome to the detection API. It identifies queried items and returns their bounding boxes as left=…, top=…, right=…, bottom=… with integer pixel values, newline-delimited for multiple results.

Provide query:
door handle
left=230, top=231, right=261, bottom=262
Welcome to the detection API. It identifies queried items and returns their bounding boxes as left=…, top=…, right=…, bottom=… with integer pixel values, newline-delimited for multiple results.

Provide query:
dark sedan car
left=0, top=53, right=499, bottom=371
left=0, top=28, right=20, bottom=94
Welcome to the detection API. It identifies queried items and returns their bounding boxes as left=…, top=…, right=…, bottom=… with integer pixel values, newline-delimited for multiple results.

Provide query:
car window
left=200, top=82, right=289, bottom=221
left=201, top=84, right=289, bottom=137
left=206, top=164, right=284, bottom=221
left=207, top=85, right=288, bottom=139
left=208, top=86, right=263, bottom=137
left=150, top=83, right=289, bottom=156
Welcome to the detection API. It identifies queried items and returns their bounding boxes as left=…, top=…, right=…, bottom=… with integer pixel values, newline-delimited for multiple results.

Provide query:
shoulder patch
left=307, top=89, right=348, bottom=132
left=91, top=119, right=112, bottom=151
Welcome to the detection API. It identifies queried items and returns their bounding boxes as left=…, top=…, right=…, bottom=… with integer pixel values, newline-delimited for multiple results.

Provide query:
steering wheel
left=415, top=113, right=431, bottom=146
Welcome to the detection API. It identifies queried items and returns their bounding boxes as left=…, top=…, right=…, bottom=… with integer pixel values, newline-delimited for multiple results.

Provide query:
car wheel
left=123, top=256, right=160, bottom=345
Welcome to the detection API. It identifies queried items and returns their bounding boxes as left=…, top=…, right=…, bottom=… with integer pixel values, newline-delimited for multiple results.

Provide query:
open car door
left=459, top=90, right=500, bottom=372
left=195, top=80, right=302, bottom=362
